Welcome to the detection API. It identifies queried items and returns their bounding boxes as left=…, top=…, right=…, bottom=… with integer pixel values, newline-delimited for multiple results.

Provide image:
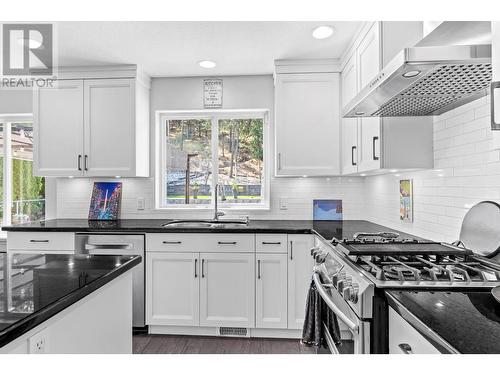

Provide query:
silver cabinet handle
left=351, top=146, right=357, bottom=166
left=85, top=243, right=132, bottom=250
left=29, top=239, right=49, bottom=243
left=491, top=81, right=500, bottom=130
left=218, top=241, right=237, bottom=245
left=290, top=240, right=293, bottom=260
left=398, top=343, right=413, bottom=354
left=257, top=259, right=261, bottom=279
left=262, top=241, right=281, bottom=245
left=372, top=136, right=379, bottom=161
left=162, top=241, right=182, bottom=244
left=84, top=155, right=88, bottom=171
left=78, top=155, right=82, bottom=171
left=194, top=258, right=198, bottom=278
left=277, top=153, right=282, bottom=170
left=201, top=259, right=205, bottom=278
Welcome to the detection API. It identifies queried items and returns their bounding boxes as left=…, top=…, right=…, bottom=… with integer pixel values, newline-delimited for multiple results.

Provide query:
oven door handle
left=313, top=272, right=359, bottom=333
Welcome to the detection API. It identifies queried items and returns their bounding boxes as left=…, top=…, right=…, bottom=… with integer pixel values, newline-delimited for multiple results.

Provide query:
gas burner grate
left=357, top=253, right=500, bottom=283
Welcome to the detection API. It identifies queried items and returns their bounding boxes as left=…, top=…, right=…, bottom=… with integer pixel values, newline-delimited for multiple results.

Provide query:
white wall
left=56, top=75, right=365, bottom=220
left=364, top=96, right=498, bottom=242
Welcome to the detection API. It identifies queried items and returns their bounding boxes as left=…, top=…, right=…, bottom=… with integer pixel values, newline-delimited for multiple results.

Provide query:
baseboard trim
left=148, top=325, right=302, bottom=339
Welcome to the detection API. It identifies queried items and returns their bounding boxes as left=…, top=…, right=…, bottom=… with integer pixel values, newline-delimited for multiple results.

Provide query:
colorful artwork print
left=313, top=199, right=343, bottom=221
left=400, top=179, right=413, bottom=222
left=88, top=182, right=122, bottom=220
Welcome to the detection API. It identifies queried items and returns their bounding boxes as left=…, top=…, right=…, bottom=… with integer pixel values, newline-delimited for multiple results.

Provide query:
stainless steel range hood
left=343, top=22, right=492, bottom=118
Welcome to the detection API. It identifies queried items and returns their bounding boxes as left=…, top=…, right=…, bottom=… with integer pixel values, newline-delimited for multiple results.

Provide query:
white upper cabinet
left=33, top=66, right=150, bottom=177
left=341, top=53, right=358, bottom=108
left=84, top=79, right=136, bottom=176
left=34, top=80, right=85, bottom=176
left=275, top=63, right=341, bottom=176
left=356, top=23, right=381, bottom=89
left=358, top=117, right=381, bottom=172
left=341, top=118, right=359, bottom=175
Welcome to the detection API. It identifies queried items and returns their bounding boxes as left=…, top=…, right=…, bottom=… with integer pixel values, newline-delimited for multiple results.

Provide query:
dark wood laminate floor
left=133, top=334, right=317, bottom=354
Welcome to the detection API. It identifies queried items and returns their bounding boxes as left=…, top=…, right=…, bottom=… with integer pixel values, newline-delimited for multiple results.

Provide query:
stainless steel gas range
left=311, top=231, right=500, bottom=354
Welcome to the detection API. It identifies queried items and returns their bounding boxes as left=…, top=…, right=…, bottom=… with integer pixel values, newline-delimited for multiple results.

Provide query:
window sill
left=154, top=205, right=271, bottom=212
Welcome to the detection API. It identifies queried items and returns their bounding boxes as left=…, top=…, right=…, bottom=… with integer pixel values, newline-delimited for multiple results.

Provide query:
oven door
left=313, top=272, right=370, bottom=354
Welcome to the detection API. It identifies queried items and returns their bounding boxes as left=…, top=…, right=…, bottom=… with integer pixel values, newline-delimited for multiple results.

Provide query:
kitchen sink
left=161, top=220, right=249, bottom=228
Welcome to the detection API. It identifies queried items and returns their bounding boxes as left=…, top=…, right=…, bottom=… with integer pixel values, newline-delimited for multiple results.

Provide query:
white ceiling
left=55, top=22, right=362, bottom=77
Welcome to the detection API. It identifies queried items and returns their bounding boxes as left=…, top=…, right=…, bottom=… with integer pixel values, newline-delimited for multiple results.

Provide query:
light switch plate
left=137, top=197, right=145, bottom=210
left=279, top=197, right=288, bottom=210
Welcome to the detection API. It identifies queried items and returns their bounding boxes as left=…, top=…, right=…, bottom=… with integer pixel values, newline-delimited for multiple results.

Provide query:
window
left=157, top=110, right=269, bottom=209
left=0, top=116, right=45, bottom=227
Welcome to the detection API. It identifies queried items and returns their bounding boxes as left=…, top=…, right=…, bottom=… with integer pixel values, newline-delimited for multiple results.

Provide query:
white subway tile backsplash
left=54, top=94, right=497, bottom=246
left=365, top=96, right=500, bottom=243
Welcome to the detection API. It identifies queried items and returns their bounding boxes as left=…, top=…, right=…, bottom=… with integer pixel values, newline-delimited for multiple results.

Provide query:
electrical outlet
left=279, top=197, right=288, bottom=210
left=29, top=329, right=47, bottom=354
left=137, top=197, right=145, bottom=210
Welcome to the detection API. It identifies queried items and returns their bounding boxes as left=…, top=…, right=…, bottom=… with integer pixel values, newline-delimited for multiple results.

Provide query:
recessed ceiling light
left=403, top=70, right=421, bottom=78
left=199, top=60, right=216, bottom=69
left=360, top=174, right=367, bottom=177
left=312, top=25, right=335, bottom=40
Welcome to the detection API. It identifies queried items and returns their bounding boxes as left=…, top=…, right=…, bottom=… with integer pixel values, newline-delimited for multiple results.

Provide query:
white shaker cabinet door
left=358, top=117, right=381, bottom=172
left=255, top=253, right=288, bottom=329
left=275, top=72, right=341, bottom=176
left=33, top=79, right=85, bottom=176
left=341, top=118, right=359, bottom=175
left=83, top=78, right=136, bottom=176
left=200, top=253, right=255, bottom=328
left=146, top=252, right=200, bottom=326
left=287, top=234, right=314, bottom=329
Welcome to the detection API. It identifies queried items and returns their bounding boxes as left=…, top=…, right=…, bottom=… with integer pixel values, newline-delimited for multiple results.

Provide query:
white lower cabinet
left=389, top=307, right=440, bottom=354
left=287, top=235, right=314, bottom=329
left=200, top=253, right=255, bottom=328
left=255, top=253, right=288, bottom=329
left=146, top=252, right=200, bottom=326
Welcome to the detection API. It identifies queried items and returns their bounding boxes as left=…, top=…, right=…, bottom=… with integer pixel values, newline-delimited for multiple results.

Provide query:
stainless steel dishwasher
left=75, top=233, right=145, bottom=327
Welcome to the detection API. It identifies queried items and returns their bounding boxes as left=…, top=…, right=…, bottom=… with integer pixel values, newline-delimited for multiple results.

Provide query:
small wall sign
left=203, top=78, right=223, bottom=108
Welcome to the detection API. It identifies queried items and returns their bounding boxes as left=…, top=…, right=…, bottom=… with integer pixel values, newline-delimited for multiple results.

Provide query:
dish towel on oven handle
left=301, top=278, right=341, bottom=348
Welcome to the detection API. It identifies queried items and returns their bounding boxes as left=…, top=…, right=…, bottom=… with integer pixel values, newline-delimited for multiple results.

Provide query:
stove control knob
left=350, top=283, right=359, bottom=304
left=335, top=271, right=346, bottom=290
left=310, top=247, right=319, bottom=256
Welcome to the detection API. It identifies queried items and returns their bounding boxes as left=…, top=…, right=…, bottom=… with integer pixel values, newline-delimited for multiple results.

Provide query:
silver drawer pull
left=218, top=241, right=237, bottom=245
left=29, top=239, right=49, bottom=243
left=262, top=241, right=281, bottom=245
left=398, top=343, right=413, bottom=354
left=85, top=243, right=132, bottom=250
left=162, top=241, right=182, bottom=244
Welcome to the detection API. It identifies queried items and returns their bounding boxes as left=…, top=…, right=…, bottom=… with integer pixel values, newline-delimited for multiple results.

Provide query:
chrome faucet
left=213, top=183, right=225, bottom=221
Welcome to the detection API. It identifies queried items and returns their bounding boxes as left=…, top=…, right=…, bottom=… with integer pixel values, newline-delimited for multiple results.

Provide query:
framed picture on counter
left=88, top=182, right=122, bottom=220
left=313, top=199, right=343, bottom=221
left=400, top=179, right=413, bottom=222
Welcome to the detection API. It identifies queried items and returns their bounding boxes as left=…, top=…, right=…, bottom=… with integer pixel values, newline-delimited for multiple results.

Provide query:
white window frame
left=0, top=113, right=36, bottom=227
left=155, top=109, right=270, bottom=210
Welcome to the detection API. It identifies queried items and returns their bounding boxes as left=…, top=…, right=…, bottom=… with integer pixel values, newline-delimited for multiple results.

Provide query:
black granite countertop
left=2, top=219, right=417, bottom=242
left=0, top=252, right=141, bottom=348
left=386, top=289, right=500, bottom=354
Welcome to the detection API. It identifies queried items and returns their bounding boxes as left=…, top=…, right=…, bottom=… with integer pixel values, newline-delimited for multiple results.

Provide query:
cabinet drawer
left=7, top=232, right=75, bottom=253
left=389, top=307, right=440, bottom=354
left=255, top=234, right=288, bottom=253
left=147, top=233, right=255, bottom=253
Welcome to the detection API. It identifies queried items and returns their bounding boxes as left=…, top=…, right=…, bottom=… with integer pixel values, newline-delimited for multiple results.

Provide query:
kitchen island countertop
left=0, top=252, right=141, bottom=348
